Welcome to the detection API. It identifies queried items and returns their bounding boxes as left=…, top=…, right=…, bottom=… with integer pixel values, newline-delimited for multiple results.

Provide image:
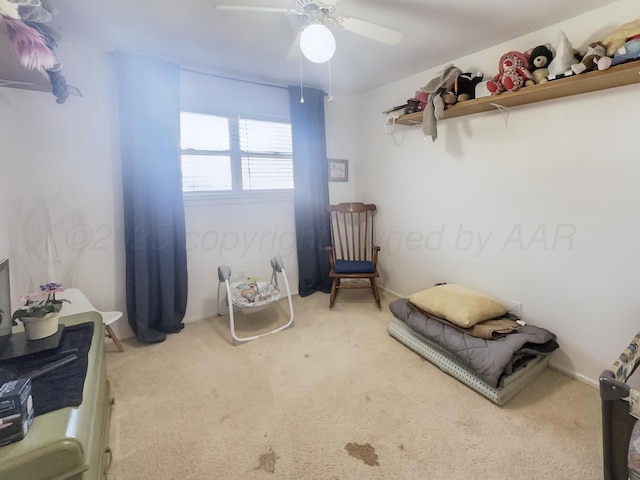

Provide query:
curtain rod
left=181, top=67, right=289, bottom=90
left=108, top=51, right=295, bottom=91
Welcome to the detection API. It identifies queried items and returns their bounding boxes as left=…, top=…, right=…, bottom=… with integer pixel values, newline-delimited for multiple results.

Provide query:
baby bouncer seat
left=217, top=256, right=294, bottom=346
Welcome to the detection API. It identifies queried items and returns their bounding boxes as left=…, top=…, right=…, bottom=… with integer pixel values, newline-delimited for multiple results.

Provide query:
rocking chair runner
left=326, top=202, right=381, bottom=308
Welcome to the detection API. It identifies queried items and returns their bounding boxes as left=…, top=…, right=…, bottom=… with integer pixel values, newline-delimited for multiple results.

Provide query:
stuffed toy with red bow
left=486, top=51, right=533, bottom=95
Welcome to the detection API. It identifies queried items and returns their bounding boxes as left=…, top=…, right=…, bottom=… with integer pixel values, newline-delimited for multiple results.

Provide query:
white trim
left=183, top=190, right=294, bottom=207
left=379, top=285, right=403, bottom=299
left=549, top=362, right=598, bottom=389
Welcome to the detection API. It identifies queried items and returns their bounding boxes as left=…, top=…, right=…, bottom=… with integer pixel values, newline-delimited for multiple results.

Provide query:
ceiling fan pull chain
left=299, top=46, right=305, bottom=104
left=327, top=59, right=334, bottom=102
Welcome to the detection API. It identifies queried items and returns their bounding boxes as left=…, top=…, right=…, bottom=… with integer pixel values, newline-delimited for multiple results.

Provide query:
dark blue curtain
left=114, top=52, right=188, bottom=344
left=288, top=87, right=332, bottom=296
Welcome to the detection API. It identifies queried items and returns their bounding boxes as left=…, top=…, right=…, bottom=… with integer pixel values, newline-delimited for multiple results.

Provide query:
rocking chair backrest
left=327, top=203, right=377, bottom=262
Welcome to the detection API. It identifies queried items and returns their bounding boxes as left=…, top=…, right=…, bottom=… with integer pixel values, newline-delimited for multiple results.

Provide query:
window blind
left=180, top=112, right=293, bottom=193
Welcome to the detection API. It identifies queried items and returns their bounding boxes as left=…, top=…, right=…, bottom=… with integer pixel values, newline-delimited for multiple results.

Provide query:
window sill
left=183, top=190, right=294, bottom=207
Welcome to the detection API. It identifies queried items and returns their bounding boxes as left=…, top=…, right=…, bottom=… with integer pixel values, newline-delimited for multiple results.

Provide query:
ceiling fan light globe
left=300, top=23, right=336, bottom=63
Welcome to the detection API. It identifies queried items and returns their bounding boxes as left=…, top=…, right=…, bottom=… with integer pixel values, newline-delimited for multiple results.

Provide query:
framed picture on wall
left=328, top=159, right=348, bottom=182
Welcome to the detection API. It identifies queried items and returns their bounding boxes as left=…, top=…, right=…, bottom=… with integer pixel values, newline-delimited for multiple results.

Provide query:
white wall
left=182, top=95, right=359, bottom=323
left=326, top=96, right=359, bottom=204
left=0, top=44, right=357, bottom=340
left=358, top=0, right=640, bottom=385
left=0, top=112, right=17, bottom=261
left=180, top=71, right=356, bottom=322
left=0, top=43, right=125, bottom=328
left=183, top=196, right=300, bottom=322
left=2, top=2, right=632, bottom=384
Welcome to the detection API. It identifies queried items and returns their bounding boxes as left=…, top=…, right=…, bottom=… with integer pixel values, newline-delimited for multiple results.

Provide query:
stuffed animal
left=441, top=88, right=457, bottom=105
left=527, top=44, right=554, bottom=84
left=602, top=19, right=640, bottom=56
left=486, top=51, right=533, bottom=94
left=571, top=41, right=612, bottom=74
left=442, top=71, right=484, bottom=104
left=548, top=30, right=579, bottom=80
left=611, top=35, right=640, bottom=66
left=455, top=72, right=484, bottom=102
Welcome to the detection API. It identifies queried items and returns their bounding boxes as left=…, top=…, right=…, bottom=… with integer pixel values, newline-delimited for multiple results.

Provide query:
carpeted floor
left=105, top=289, right=603, bottom=480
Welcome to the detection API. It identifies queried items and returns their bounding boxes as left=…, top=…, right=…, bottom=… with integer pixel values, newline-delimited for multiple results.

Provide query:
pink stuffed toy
left=486, top=51, right=533, bottom=94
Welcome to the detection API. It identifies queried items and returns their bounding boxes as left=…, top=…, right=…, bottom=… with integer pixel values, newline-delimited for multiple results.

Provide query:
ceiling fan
left=216, top=0, right=402, bottom=63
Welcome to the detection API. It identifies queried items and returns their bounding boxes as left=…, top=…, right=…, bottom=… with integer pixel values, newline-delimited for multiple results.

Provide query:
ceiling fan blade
left=215, top=5, right=299, bottom=14
left=334, top=15, right=402, bottom=45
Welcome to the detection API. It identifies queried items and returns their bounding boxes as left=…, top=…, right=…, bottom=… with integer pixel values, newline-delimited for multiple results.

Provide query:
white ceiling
left=52, top=0, right=619, bottom=94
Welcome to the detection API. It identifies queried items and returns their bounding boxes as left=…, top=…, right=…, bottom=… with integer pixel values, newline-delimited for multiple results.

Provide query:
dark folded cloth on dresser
left=0, top=322, right=94, bottom=416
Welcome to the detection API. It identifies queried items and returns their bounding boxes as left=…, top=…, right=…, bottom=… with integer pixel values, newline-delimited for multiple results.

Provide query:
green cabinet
left=0, top=312, right=113, bottom=479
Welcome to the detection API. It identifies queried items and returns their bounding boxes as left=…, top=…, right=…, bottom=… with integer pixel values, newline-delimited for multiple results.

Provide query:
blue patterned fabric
left=335, top=260, right=376, bottom=274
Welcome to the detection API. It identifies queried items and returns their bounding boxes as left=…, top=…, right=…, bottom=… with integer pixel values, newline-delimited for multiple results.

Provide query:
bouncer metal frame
left=217, top=256, right=294, bottom=346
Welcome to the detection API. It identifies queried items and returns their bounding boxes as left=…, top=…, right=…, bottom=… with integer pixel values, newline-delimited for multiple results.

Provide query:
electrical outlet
left=511, top=301, right=522, bottom=318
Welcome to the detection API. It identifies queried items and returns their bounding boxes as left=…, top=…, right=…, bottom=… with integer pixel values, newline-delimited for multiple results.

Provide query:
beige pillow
left=408, top=284, right=509, bottom=328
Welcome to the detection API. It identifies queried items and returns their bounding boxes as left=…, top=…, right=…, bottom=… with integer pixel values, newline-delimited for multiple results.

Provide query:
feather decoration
left=4, top=16, right=56, bottom=71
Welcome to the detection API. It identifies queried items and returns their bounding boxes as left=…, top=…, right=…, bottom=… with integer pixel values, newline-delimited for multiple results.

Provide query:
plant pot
left=21, top=313, right=59, bottom=341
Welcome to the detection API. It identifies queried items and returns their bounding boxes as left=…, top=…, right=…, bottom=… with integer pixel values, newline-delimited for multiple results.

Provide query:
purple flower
left=40, top=282, right=64, bottom=294
left=13, top=282, right=70, bottom=321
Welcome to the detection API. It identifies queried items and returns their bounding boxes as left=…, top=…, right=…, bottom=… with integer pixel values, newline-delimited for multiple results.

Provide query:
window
left=180, top=112, right=294, bottom=194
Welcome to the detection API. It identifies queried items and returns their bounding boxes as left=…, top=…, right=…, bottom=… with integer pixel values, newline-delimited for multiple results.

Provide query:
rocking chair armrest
left=326, top=246, right=336, bottom=267
left=372, top=245, right=380, bottom=266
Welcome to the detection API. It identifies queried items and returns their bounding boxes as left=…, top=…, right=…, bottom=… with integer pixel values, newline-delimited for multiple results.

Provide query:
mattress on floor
left=389, top=298, right=558, bottom=388
left=387, top=317, right=550, bottom=406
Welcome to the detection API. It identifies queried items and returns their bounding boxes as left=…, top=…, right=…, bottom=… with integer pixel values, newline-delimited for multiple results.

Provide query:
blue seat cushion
left=334, top=260, right=376, bottom=274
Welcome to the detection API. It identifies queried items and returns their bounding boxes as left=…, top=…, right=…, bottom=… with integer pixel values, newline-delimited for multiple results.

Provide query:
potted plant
left=12, top=283, right=69, bottom=340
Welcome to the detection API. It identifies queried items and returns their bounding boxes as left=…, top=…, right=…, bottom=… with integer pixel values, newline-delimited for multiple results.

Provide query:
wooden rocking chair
left=326, top=202, right=381, bottom=308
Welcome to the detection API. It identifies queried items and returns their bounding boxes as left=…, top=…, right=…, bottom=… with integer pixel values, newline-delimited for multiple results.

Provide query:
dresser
left=0, top=311, right=113, bottom=479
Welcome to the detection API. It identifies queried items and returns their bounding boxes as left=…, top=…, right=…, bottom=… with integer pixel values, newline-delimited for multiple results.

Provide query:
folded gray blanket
left=389, top=298, right=559, bottom=387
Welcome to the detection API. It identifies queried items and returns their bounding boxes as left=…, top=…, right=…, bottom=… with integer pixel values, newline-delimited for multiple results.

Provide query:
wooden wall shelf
left=393, top=60, right=640, bottom=126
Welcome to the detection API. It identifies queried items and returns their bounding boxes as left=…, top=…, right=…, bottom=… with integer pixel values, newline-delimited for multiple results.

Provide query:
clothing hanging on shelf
left=0, top=0, right=77, bottom=103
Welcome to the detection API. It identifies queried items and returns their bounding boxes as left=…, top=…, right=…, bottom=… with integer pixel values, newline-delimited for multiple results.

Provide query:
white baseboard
left=549, top=362, right=598, bottom=389
left=379, top=285, right=403, bottom=299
